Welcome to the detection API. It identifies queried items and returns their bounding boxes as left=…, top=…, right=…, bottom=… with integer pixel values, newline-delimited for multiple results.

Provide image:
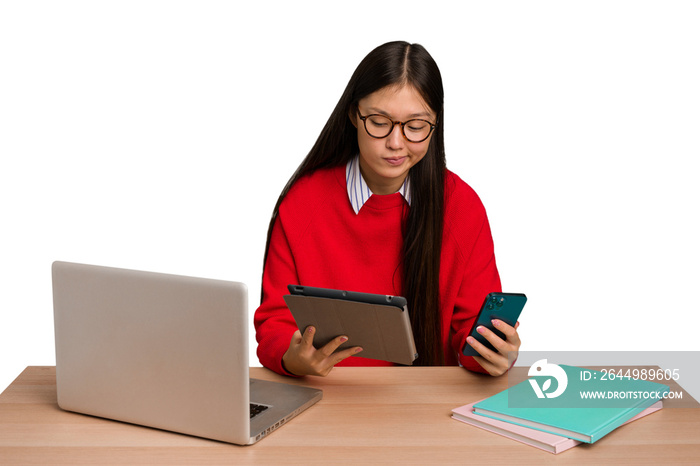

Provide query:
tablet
left=283, top=285, right=418, bottom=365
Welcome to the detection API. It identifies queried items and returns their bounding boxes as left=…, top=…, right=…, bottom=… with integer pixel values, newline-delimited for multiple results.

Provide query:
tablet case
left=284, top=286, right=418, bottom=365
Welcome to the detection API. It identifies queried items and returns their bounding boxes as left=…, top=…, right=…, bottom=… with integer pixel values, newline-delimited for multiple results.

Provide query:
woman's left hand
left=466, top=320, right=521, bottom=376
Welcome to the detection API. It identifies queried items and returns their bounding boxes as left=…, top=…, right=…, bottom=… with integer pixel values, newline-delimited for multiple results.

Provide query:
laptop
left=51, top=261, right=322, bottom=445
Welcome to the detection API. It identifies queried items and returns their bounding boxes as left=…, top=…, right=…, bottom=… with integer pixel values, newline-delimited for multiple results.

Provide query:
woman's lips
left=384, top=156, right=407, bottom=166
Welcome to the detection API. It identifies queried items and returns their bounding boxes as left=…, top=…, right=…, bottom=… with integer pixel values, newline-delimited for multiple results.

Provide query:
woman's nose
left=386, top=123, right=405, bottom=149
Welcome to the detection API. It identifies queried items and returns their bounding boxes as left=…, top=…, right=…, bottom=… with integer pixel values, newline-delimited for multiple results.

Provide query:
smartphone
left=462, top=292, right=527, bottom=357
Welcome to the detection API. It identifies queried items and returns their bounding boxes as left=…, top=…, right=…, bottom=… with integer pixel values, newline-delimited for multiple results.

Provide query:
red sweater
left=254, top=165, right=501, bottom=375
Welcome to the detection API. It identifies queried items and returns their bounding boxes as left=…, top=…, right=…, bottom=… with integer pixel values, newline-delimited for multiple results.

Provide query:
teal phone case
left=462, top=292, right=527, bottom=357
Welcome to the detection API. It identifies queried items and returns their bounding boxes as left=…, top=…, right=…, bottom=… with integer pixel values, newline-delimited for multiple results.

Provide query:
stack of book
left=452, top=364, right=670, bottom=454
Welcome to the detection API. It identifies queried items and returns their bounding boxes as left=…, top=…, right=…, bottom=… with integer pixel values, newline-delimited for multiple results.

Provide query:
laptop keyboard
left=250, top=403, right=269, bottom=419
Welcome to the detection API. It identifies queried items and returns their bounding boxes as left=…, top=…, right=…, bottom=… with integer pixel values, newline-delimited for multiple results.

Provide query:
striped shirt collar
left=345, top=155, right=411, bottom=214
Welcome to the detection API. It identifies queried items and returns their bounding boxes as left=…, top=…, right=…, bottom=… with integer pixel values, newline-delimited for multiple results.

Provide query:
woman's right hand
left=282, top=326, right=362, bottom=376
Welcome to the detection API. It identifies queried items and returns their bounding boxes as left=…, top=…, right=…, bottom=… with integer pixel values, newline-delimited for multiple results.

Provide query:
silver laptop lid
left=52, top=261, right=251, bottom=444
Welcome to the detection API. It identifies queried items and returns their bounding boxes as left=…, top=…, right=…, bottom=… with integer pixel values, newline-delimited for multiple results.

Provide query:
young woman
left=254, top=41, right=521, bottom=377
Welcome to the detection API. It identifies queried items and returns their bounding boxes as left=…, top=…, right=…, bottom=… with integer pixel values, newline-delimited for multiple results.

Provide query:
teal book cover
left=473, top=363, right=670, bottom=443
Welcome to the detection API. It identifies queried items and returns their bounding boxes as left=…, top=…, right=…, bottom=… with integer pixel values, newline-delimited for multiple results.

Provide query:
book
left=452, top=400, right=663, bottom=454
left=472, top=364, right=669, bottom=443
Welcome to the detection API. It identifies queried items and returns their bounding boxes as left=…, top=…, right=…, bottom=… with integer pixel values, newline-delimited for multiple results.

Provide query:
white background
left=1, top=1, right=698, bottom=393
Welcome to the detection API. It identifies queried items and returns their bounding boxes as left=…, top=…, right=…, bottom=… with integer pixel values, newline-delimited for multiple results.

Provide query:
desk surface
left=1, top=366, right=699, bottom=465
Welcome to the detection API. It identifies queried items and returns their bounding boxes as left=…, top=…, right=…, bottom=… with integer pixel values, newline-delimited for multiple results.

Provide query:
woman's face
left=351, top=85, right=437, bottom=195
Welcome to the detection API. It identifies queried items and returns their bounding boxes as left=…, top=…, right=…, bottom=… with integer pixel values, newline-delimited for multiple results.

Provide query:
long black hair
left=261, top=41, right=446, bottom=365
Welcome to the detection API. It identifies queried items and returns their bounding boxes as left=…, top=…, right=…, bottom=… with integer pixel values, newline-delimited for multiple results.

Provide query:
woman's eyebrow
left=367, top=107, right=434, bottom=119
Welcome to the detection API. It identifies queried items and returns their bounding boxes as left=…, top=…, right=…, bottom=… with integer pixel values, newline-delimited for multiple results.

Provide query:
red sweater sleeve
left=452, top=214, right=502, bottom=372
left=253, top=213, right=300, bottom=376
left=441, top=173, right=502, bottom=373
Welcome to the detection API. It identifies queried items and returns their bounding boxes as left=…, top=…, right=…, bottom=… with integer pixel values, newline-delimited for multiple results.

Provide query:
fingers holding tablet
left=283, top=326, right=363, bottom=377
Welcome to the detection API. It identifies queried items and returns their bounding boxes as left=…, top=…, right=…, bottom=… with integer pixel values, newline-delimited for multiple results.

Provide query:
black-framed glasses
left=357, top=111, right=436, bottom=143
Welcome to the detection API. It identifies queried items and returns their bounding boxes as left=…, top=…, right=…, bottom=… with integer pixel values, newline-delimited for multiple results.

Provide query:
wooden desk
left=1, top=366, right=699, bottom=465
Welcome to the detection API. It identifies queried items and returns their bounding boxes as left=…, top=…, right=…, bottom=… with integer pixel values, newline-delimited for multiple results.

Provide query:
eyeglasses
left=357, top=110, right=436, bottom=143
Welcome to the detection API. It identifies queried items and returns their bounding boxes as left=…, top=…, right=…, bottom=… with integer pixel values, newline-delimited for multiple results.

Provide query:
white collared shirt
left=345, top=156, right=411, bottom=214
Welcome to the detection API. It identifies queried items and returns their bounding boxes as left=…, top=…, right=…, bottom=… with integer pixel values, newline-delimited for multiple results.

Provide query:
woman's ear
left=348, top=106, right=358, bottom=128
